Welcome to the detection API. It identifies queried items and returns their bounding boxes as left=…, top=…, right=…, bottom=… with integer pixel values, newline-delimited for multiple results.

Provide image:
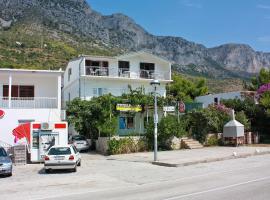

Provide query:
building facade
left=63, top=51, right=172, bottom=103
left=63, top=51, right=172, bottom=136
left=195, top=91, right=256, bottom=108
left=0, top=69, right=63, bottom=147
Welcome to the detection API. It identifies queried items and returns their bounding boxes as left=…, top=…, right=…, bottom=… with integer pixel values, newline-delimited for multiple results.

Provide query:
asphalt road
left=1, top=153, right=270, bottom=200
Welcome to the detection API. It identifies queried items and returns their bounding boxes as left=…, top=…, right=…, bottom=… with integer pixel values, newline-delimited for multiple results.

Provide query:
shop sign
left=116, top=104, right=142, bottom=112
left=163, top=106, right=175, bottom=112
left=0, top=109, right=5, bottom=119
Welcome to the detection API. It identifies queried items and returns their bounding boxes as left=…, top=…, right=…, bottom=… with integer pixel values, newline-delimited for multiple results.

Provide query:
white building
left=63, top=51, right=172, bottom=136
left=63, top=51, right=172, bottom=103
left=195, top=91, right=256, bottom=108
left=0, top=69, right=63, bottom=147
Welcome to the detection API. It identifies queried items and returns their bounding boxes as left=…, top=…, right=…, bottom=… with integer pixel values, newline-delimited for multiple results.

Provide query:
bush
left=107, top=137, right=148, bottom=155
left=186, top=106, right=230, bottom=143
left=145, top=115, right=188, bottom=149
left=205, top=135, right=219, bottom=146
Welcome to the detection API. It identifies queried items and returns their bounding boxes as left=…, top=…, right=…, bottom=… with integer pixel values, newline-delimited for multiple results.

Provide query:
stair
left=181, top=138, right=203, bottom=149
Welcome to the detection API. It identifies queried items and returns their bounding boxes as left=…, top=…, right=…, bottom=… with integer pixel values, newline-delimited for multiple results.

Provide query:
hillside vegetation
left=0, top=23, right=121, bottom=70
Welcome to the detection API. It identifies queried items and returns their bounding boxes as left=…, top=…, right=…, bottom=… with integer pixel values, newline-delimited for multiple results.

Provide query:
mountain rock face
left=1, top=0, right=270, bottom=77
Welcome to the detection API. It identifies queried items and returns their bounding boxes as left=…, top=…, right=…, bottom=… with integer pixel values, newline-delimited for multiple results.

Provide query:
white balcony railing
left=85, top=67, right=171, bottom=80
left=0, top=97, right=58, bottom=109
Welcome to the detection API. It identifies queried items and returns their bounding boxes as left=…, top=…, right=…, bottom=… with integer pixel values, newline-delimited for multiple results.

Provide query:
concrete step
left=181, top=138, right=203, bottom=149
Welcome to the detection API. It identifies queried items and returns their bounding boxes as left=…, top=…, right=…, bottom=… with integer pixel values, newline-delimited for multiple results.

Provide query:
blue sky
left=87, top=0, right=270, bottom=52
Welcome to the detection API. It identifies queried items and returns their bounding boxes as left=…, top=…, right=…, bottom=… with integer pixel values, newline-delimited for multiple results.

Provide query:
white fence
left=0, top=97, right=58, bottom=109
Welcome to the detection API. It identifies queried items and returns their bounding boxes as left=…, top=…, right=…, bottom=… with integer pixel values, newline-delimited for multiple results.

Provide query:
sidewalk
left=107, top=146, right=270, bottom=167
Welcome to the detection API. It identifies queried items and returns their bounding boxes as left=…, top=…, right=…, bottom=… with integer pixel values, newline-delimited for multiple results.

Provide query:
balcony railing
left=0, top=97, right=58, bottom=109
left=85, top=66, right=171, bottom=80
left=85, top=66, right=109, bottom=76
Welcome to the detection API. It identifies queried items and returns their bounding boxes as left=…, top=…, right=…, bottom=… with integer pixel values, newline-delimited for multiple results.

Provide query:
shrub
left=107, top=137, right=148, bottom=155
left=205, top=135, right=219, bottom=146
left=186, top=106, right=230, bottom=143
left=145, top=115, right=188, bottom=149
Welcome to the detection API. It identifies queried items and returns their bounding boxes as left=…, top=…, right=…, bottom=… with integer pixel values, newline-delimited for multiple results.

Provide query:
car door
left=72, top=145, right=81, bottom=163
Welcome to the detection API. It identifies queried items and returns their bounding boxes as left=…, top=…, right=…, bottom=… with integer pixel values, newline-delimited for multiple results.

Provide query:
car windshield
left=48, top=147, right=71, bottom=155
left=0, top=148, right=7, bottom=157
left=73, top=135, right=86, bottom=141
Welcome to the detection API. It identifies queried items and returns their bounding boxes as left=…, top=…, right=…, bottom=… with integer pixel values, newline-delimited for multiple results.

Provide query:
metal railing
left=0, top=97, right=58, bottom=109
left=85, top=66, right=109, bottom=76
left=85, top=66, right=171, bottom=80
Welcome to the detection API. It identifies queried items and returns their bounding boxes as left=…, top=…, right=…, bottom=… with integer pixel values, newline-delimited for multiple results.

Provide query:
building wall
left=80, top=79, right=167, bottom=100
left=195, top=91, right=242, bottom=108
left=0, top=73, right=59, bottom=98
left=0, top=108, right=61, bottom=146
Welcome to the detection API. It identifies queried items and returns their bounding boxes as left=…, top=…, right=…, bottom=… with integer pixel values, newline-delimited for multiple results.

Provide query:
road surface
left=1, top=153, right=270, bottom=200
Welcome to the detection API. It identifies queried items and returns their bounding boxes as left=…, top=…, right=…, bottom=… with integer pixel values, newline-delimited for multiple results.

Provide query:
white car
left=44, top=145, right=81, bottom=173
left=70, top=135, right=90, bottom=152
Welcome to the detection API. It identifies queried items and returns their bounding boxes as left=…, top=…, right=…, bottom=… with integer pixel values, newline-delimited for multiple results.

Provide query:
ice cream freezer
left=29, top=122, right=68, bottom=162
left=12, top=121, right=68, bottom=162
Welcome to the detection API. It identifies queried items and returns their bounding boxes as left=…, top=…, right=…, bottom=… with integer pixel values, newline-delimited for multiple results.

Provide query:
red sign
left=55, top=123, right=67, bottom=129
left=0, top=109, right=5, bottom=118
left=178, top=102, right=185, bottom=113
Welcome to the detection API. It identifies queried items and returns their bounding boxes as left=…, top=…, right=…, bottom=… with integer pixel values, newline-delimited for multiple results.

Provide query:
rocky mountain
left=0, top=0, right=270, bottom=78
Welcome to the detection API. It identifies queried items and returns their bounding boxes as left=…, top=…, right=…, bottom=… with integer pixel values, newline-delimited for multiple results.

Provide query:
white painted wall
left=80, top=78, right=167, bottom=100
left=195, top=91, right=242, bottom=108
left=63, top=52, right=171, bottom=103
left=0, top=73, right=59, bottom=98
left=0, top=108, right=61, bottom=146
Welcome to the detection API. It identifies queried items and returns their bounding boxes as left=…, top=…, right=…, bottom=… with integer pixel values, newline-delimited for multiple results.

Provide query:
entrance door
left=39, top=131, right=59, bottom=160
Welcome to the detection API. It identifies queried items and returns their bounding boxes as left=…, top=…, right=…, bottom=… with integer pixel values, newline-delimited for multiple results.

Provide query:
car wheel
left=45, top=169, right=50, bottom=173
left=7, top=173, right=12, bottom=177
left=73, top=165, right=77, bottom=172
left=78, top=160, right=81, bottom=167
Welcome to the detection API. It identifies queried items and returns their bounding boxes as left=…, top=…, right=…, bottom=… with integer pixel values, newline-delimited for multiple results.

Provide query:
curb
left=152, top=150, right=270, bottom=167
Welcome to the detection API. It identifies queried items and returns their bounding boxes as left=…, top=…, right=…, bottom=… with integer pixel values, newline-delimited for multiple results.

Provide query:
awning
left=12, top=123, right=31, bottom=144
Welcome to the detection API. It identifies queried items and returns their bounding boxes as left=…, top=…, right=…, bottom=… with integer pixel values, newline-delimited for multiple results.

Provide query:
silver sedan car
left=0, top=147, right=12, bottom=176
left=44, top=145, right=81, bottom=173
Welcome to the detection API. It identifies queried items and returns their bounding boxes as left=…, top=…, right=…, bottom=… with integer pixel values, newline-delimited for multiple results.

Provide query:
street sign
left=163, top=106, right=175, bottom=112
left=0, top=109, right=5, bottom=119
left=178, top=101, right=185, bottom=113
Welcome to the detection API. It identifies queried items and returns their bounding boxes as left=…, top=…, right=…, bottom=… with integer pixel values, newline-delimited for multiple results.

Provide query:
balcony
left=84, top=67, right=171, bottom=81
left=85, top=66, right=109, bottom=77
left=0, top=97, right=58, bottom=109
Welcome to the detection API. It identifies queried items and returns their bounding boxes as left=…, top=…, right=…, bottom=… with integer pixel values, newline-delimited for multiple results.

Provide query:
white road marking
left=164, top=176, right=270, bottom=200
left=34, top=164, right=269, bottom=200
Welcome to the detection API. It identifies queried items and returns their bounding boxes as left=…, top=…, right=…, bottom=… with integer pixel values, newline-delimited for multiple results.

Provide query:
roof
left=116, top=50, right=172, bottom=64
left=0, top=68, right=63, bottom=74
left=224, top=120, right=244, bottom=127
left=75, top=50, right=172, bottom=64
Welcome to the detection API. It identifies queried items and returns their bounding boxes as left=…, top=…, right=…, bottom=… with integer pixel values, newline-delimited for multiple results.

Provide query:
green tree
left=167, top=74, right=208, bottom=102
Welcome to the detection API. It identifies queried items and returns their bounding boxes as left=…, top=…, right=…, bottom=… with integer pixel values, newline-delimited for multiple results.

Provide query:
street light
left=150, top=79, right=160, bottom=162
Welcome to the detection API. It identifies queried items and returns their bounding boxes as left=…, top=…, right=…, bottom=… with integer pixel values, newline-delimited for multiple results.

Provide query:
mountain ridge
left=0, top=0, right=270, bottom=78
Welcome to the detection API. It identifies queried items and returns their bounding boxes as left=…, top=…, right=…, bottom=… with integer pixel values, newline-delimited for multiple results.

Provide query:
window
left=20, top=86, right=34, bottom=97
left=102, top=61, right=108, bottom=68
left=48, top=147, right=71, bottom=155
left=3, top=85, right=34, bottom=98
left=140, top=62, right=155, bottom=71
left=68, top=68, right=72, bottom=81
left=119, top=116, right=135, bottom=129
left=93, top=88, right=107, bottom=97
left=119, top=61, right=130, bottom=69
left=140, top=63, right=155, bottom=79
left=214, top=97, right=218, bottom=104
left=68, top=93, right=71, bottom=102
